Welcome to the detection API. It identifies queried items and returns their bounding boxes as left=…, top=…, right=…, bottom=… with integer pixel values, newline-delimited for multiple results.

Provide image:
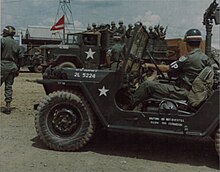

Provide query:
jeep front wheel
left=35, top=91, right=95, bottom=151
left=215, top=128, right=220, bottom=156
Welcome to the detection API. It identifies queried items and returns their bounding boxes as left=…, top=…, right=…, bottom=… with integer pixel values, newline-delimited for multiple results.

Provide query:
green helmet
left=118, top=20, right=123, bottom=25
left=2, top=25, right=16, bottom=37
left=184, top=28, right=202, bottom=42
left=111, top=21, right=116, bottom=26
left=87, top=25, right=91, bottom=31
left=159, top=26, right=164, bottom=30
left=128, top=23, right=133, bottom=28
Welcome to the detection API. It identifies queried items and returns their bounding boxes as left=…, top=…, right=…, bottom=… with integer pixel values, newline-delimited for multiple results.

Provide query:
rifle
left=203, top=0, right=220, bottom=57
left=203, top=0, right=219, bottom=25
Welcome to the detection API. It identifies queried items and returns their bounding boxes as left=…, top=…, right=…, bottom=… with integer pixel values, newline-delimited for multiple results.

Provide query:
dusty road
left=0, top=68, right=219, bottom=172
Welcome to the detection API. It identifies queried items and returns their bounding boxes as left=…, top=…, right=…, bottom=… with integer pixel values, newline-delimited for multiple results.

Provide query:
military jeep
left=34, top=23, right=220, bottom=156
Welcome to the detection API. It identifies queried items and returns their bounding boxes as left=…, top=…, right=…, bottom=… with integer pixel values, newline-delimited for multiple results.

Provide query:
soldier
left=105, top=24, right=111, bottom=31
left=125, top=23, right=134, bottom=39
left=148, top=26, right=155, bottom=39
left=1, top=26, right=23, bottom=114
left=106, top=33, right=125, bottom=70
left=99, top=23, right=105, bottom=30
left=134, top=21, right=142, bottom=28
left=153, top=25, right=160, bottom=39
left=91, top=23, right=97, bottom=32
left=110, top=21, right=117, bottom=33
left=125, top=23, right=134, bottom=47
left=131, top=29, right=211, bottom=111
left=117, top=20, right=126, bottom=35
left=86, top=24, right=92, bottom=31
left=116, top=20, right=126, bottom=43
left=159, top=25, right=166, bottom=39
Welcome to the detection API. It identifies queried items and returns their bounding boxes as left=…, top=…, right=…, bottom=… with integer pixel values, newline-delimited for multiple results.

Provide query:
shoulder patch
left=179, top=56, right=187, bottom=62
left=170, top=61, right=179, bottom=69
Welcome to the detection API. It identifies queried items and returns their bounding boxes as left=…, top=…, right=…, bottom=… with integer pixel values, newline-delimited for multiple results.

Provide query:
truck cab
left=39, top=30, right=114, bottom=71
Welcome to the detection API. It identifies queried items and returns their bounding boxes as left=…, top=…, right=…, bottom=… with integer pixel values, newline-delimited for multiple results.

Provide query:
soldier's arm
left=142, top=63, right=170, bottom=72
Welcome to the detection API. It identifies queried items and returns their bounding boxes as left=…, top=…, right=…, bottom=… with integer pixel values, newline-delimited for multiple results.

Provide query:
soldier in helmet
left=106, top=33, right=125, bottom=70
left=117, top=20, right=126, bottom=34
left=125, top=23, right=134, bottom=46
left=92, top=23, right=97, bottom=32
left=110, top=21, right=117, bottom=33
left=1, top=26, right=23, bottom=114
left=86, top=24, right=92, bottom=31
left=131, top=28, right=211, bottom=111
left=148, top=26, right=155, bottom=39
left=116, top=20, right=126, bottom=42
left=125, top=23, right=134, bottom=39
left=153, top=25, right=160, bottom=39
left=159, top=25, right=166, bottom=39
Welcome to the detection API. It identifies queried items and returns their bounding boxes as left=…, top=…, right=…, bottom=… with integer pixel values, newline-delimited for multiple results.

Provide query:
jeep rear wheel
left=215, top=128, right=220, bottom=156
left=59, top=62, right=76, bottom=68
left=35, top=91, right=95, bottom=151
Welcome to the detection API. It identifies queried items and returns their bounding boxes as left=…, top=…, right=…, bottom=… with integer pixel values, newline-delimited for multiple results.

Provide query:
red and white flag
left=50, top=15, right=65, bottom=31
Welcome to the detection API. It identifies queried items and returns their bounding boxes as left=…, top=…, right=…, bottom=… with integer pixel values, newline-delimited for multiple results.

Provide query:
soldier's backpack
left=187, top=66, right=214, bottom=107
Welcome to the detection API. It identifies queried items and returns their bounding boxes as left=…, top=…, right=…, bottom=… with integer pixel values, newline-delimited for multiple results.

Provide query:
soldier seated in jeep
left=131, top=28, right=212, bottom=111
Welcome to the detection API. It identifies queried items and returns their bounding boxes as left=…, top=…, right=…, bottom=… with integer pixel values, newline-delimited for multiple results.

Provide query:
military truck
left=37, top=23, right=189, bottom=72
left=39, top=29, right=115, bottom=71
left=34, top=1, right=220, bottom=156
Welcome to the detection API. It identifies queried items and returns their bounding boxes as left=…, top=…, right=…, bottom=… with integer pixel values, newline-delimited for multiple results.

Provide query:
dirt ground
left=0, top=68, right=219, bottom=172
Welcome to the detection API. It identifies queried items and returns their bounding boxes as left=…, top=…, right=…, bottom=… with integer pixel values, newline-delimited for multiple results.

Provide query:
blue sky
left=1, top=0, right=220, bottom=48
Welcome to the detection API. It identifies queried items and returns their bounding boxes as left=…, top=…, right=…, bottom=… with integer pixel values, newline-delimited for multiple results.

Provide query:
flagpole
left=63, top=19, right=65, bottom=43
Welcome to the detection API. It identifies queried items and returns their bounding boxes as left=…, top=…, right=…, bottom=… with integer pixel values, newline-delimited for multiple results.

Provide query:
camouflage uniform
left=1, top=35, right=22, bottom=106
left=132, top=48, right=210, bottom=106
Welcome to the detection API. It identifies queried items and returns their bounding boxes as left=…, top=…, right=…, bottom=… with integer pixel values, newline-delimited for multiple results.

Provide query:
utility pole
left=55, top=0, right=75, bottom=42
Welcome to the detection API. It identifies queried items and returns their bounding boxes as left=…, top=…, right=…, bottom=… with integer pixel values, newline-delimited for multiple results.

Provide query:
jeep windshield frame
left=127, top=25, right=149, bottom=59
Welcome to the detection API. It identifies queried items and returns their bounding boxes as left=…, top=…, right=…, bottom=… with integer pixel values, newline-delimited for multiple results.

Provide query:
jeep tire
left=35, top=90, right=95, bottom=151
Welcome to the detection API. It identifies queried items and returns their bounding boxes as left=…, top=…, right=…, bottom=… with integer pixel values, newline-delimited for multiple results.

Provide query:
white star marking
left=98, top=86, right=109, bottom=96
left=85, top=48, right=95, bottom=59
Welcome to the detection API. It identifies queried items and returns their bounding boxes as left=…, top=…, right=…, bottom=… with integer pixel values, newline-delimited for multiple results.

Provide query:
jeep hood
left=40, top=44, right=79, bottom=49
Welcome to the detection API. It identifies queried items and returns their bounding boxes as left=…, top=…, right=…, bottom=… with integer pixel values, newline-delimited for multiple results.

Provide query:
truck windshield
left=82, top=34, right=98, bottom=45
left=66, top=34, right=78, bottom=45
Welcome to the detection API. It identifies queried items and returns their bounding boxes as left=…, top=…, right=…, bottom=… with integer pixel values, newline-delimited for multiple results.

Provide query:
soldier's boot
left=3, top=102, right=11, bottom=114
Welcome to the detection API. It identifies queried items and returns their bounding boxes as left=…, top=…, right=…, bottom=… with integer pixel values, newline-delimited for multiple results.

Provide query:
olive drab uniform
left=106, top=42, right=125, bottom=70
left=132, top=48, right=210, bottom=106
left=1, top=36, right=23, bottom=104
